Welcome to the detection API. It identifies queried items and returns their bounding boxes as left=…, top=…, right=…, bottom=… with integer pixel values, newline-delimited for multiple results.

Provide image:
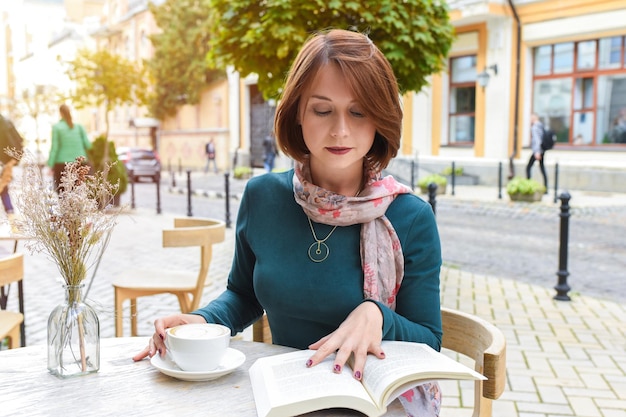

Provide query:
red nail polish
left=159, top=333, right=164, bottom=340
left=333, top=364, right=341, bottom=373
left=354, top=371, right=362, bottom=380
left=380, top=351, right=385, bottom=357
left=305, top=359, right=312, bottom=367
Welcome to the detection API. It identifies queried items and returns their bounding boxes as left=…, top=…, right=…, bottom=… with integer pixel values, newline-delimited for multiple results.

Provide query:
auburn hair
left=274, top=29, right=402, bottom=172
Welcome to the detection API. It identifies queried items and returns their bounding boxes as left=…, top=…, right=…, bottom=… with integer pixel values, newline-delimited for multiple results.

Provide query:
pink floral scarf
left=293, top=159, right=441, bottom=417
left=293, top=160, right=412, bottom=309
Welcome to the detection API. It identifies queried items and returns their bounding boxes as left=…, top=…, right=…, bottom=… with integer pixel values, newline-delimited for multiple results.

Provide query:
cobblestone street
left=2, top=172, right=626, bottom=416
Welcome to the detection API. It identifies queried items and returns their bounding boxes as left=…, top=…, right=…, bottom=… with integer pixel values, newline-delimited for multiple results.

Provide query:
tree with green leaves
left=207, top=0, right=455, bottom=100
left=65, top=48, right=145, bottom=186
left=147, top=0, right=224, bottom=120
left=65, top=48, right=149, bottom=139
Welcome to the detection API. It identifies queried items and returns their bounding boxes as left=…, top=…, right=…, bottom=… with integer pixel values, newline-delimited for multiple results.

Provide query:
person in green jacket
left=134, top=29, right=443, bottom=415
left=48, top=104, right=92, bottom=191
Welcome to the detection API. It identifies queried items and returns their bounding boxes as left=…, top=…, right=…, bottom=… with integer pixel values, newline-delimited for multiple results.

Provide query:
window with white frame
left=532, top=36, right=626, bottom=146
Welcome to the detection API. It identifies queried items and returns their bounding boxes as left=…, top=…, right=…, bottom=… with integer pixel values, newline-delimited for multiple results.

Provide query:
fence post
left=554, top=191, right=572, bottom=301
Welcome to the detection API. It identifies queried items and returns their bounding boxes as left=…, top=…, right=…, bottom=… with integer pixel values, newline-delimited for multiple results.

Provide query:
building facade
left=404, top=0, right=626, bottom=187
left=3, top=0, right=625, bottom=187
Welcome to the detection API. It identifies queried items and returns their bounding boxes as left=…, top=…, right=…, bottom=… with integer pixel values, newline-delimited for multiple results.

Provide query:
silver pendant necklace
left=307, top=217, right=338, bottom=263
left=305, top=185, right=362, bottom=263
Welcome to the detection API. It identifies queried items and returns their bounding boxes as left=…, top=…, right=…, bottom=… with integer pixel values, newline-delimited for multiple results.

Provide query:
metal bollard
left=498, top=161, right=503, bottom=199
left=427, top=182, right=437, bottom=215
left=186, top=170, right=192, bottom=217
left=410, top=160, right=415, bottom=192
left=450, top=161, right=456, bottom=196
left=155, top=172, right=161, bottom=215
left=129, top=169, right=136, bottom=209
left=553, top=162, right=559, bottom=204
left=224, top=172, right=231, bottom=228
left=554, top=191, right=572, bottom=301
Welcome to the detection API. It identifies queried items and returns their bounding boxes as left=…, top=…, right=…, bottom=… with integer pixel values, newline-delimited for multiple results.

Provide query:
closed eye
left=314, top=110, right=331, bottom=116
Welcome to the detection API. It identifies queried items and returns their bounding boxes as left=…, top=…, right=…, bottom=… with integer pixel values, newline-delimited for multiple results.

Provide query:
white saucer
left=150, top=347, right=246, bottom=381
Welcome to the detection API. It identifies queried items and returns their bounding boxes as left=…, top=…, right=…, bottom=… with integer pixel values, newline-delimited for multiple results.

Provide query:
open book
left=249, top=341, right=485, bottom=417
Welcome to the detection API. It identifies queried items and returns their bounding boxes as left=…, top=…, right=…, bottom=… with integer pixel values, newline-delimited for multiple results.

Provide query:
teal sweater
left=47, top=120, right=92, bottom=167
left=192, top=170, right=443, bottom=350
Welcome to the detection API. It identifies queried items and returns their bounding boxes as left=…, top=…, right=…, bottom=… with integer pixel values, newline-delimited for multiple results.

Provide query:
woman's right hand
left=132, top=313, right=207, bottom=362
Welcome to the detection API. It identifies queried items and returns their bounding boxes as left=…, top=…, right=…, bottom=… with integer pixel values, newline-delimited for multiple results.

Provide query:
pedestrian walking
left=48, top=104, right=92, bottom=192
left=526, top=112, right=548, bottom=191
left=263, top=133, right=277, bottom=172
left=0, top=114, right=24, bottom=232
left=204, top=138, right=218, bottom=174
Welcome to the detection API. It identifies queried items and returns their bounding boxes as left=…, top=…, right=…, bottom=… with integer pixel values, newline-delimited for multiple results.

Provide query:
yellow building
left=405, top=0, right=626, bottom=188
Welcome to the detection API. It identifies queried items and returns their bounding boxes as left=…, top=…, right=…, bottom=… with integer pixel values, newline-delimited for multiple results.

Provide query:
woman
left=48, top=104, right=92, bottom=191
left=135, top=29, right=442, bottom=414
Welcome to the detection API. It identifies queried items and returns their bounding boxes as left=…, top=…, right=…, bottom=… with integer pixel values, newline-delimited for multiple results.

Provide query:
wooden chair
left=441, top=307, right=506, bottom=417
left=113, top=217, right=225, bottom=337
left=0, top=253, right=25, bottom=349
left=252, top=306, right=506, bottom=417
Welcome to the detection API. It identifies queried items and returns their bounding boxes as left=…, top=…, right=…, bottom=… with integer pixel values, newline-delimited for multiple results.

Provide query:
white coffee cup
left=165, top=323, right=231, bottom=372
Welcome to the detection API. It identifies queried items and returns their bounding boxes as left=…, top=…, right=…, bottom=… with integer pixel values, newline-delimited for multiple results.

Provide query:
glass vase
left=47, top=284, right=100, bottom=378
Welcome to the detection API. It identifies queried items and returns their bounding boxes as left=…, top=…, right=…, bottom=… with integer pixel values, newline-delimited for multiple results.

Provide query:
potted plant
left=87, top=136, right=128, bottom=206
left=441, top=166, right=479, bottom=186
left=233, top=166, right=253, bottom=179
left=418, top=174, right=447, bottom=195
left=506, top=177, right=546, bottom=202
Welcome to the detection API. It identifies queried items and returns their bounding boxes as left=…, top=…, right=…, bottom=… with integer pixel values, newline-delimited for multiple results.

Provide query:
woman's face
left=299, top=64, right=376, bottom=175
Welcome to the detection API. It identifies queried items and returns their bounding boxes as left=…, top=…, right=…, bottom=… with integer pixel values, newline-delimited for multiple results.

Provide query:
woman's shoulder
left=387, top=191, right=435, bottom=224
left=391, top=190, right=430, bottom=209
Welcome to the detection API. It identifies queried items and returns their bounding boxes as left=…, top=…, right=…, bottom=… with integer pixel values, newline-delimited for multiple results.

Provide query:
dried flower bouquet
left=8, top=150, right=120, bottom=375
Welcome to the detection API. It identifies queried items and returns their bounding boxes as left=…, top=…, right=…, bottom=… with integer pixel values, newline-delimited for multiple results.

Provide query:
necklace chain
left=307, top=217, right=338, bottom=244
left=306, top=187, right=361, bottom=263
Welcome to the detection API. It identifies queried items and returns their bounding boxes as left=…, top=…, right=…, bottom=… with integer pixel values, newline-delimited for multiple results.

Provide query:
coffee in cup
left=165, top=323, right=231, bottom=372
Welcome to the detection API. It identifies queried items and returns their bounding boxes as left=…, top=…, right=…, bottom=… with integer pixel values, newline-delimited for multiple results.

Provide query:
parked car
left=116, top=147, right=161, bottom=183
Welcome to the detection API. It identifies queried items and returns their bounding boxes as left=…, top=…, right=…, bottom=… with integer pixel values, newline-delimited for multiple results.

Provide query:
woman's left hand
left=306, top=301, right=385, bottom=381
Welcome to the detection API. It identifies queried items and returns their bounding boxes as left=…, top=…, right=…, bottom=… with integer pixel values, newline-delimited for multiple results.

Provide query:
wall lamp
left=477, top=64, right=498, bottom=88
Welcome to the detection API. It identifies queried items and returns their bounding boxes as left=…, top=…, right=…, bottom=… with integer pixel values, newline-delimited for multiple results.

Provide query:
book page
left=250, top=349, right=380, bottom=417
left=360, top=341, right=485, bottom=408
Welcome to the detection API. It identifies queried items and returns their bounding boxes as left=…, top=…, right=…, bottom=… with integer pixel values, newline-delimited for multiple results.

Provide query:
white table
left=0, top=338, right=406, bottom=416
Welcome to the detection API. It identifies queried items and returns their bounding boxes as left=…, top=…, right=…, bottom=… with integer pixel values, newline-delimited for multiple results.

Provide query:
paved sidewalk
left=2, top=171, right=625, bottom=416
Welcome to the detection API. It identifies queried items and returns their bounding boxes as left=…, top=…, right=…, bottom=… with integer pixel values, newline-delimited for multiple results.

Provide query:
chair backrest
left=252, top=308, right=506, bottom=417
left=441, top=307, right=506, bottom=417
left=0, top=253, right=24, bottom=288
left=163, top=217, right=225, bottom=311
